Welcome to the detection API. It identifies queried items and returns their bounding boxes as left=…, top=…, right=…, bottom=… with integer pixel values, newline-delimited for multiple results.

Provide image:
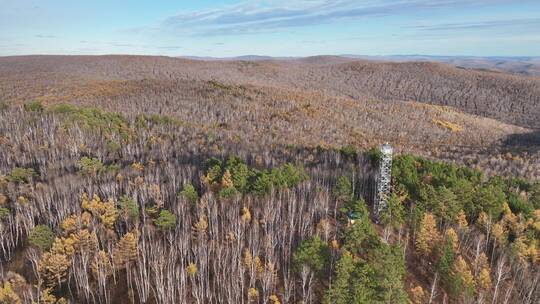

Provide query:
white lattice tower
left=374, top=143, right=393, bottom=221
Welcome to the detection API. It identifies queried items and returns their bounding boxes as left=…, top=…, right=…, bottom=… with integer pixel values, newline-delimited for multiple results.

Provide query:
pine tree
left=349, top=260, right=377, bottom=303
left=293, top=236, right=330, bottom=275
left=323, top=251, right=354, bottom=304
left=225, top=156, right=249, bottom=193
left=154, top=210, right=177, bottom=230
left=374, top=244, right=408, bottom=304
left=333, top=176, right=353, bottom=203
left=437, top=236, right=456, bottom=294
left=28, top=225, right=55, bottom=251
left=380, top=193, right=405, bottom=229
left=180, top=183, right=199, bottom=204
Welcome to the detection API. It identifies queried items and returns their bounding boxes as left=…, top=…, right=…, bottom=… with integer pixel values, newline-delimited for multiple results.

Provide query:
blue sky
left=1, top=0, right=539, bottom=57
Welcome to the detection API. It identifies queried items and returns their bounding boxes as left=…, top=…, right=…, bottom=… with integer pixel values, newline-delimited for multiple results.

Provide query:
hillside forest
left=0, top=100, right=538, bottom=304
left=0, top=56, right=539, bottom=304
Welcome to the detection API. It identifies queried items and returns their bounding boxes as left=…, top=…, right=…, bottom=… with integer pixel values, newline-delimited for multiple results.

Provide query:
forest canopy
left=0, top=93, right=538, bottom=303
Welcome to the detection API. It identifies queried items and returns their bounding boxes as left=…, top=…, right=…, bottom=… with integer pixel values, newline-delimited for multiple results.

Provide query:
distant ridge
left=180, top=55, right=297, bottom=61
left=1, top=55, right=539, bottom=129
left=179, top=54, right=540, bottom=76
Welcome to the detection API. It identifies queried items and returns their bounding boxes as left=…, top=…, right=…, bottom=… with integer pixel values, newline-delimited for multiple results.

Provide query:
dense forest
left=0, top=101, right=538, bottom=303
left=1, top=56, right=539, bottom=182
left=1, top=55, right=539, bottom=129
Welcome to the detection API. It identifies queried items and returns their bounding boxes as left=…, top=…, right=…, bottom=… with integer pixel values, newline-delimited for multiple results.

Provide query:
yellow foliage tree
left=265, top=261, right=277, bottom=280
left=477, top=267, right=491, bottom=291
left=416, top=213, right=439, bottom=257
left=241, top=207, right=251, bottom=224
left=91, top=250, right=113, bottom=279
left=247, top=287, right=259, bottom=302
left=254, top=256, right=264, bottom=277
left=330, top=239, right=340, bottom=250
left=112, top=231, right=138, bottom=268
left=409, top=285, right=426, bottom=304
left=0, top=281, right=21, bottom=304
left=512, top=237, right=530, bottom=265
left=40, top=288, right=68, bottom=304
left=50, top=237, right=76, bottom=257
left=477, top=212, right=490, bottom=232
left=457, top=210, right=468, bottom=230
left=269, top=294, right=281, bottom=304
left=193, top=215, right=208, bottom=234
left=445, top=227, right=459, bottom=251
left=454, top=256, right=475, bottom=291
left=60, top=214, right=82, bottom=234
left=476, top=253, right=489, bottom=271
left=502, top=212, right=524, bottom=238
left=131, top=162, right=144, bottom=171
left=502, top=202, right=512, bottom=215
left=533, top=210, right=540, bottom=233
left=50, top=229, right=98, bottom=257
left=81, top=193, right=118, bottom=229
left=39, top=253, right=70, bottom=288
left=527, top=241, right=539, bottom=265
left=71, top=229, right=98, bottom=252
left=243, top=250, right=253, bottom=268
left=133, top=176, right=144, bottom=186
left=317, top=219, right=330, bottom=237
left=186, top=263, right=198, bottom=276
left=221, top=169, right=234, bottom=188
left=148, top=183, right=163, bottom=208
left=492, top=222, right=506, bottom=245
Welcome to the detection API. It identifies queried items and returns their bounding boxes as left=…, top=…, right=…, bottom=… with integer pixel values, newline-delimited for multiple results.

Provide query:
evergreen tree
left=293, top=236, right=330, bottom=275
left=333, top=176, right=353, bottom=203
left=437, top=236, right=456, bottom=294
left=372, top=244, right=408, bottom=304
left=323, top=251, right=355, bottom=304
left=343, top=211, right=379, bottom=256
left=179, top=183, right=199, bottom=204
left=28, top=225, right=55, bottom=251
left=380, top=193, right=405, bottom=229
left=350, top=260, right=377, bottom=304
left=154, top=210, right=177, bottom=230
left=475, top=184, right=506, bottom=219
left=225, top=156, right=249, bottom=193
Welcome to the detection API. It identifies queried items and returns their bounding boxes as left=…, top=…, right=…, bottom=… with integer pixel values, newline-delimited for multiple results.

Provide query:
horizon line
left=1, top=53, right=539, bottom=59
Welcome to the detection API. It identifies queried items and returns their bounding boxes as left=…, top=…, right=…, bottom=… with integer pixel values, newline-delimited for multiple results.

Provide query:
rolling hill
left=0, top=55, right=539, bottom=180
left=0, top=55, right=539, bottom=304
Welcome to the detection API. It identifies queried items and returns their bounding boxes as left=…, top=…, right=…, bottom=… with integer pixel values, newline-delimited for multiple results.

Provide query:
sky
left=1, top=0, right=539, bottom=57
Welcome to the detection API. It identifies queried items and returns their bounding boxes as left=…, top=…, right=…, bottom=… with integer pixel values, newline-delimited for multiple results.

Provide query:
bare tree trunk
left=429, top=272, right=438, bottom=304
left=492, top=256, right=508, bottom=304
